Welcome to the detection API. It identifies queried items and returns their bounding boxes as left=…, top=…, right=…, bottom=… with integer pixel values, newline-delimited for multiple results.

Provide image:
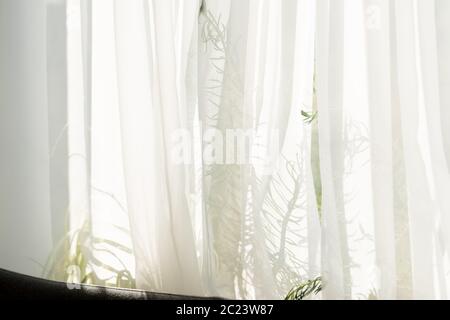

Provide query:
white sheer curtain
left=103, top=0, right=319, bottom=298
left=67, top=0, right=319, bottom=299
left=316, top=0, right=450, bottom=299
left=197, top=0, right=319, bottom=299
left=1, top=0, right=450, bottom=300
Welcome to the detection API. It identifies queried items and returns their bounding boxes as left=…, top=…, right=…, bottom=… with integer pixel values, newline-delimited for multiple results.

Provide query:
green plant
left=43, top=220, right=136, bottom=289
left=368, top=288, right=379, bottom=300
left=301, top=110, right=318, bottom=124
left=285, top=277, right=323, bottom=300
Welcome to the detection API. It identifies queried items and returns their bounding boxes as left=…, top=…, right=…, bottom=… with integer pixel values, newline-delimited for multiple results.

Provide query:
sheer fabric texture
left=1, top=0, right=450, bottom=300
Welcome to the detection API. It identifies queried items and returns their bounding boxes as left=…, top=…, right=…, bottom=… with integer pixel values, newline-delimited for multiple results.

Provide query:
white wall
left=0, top=0, right=54, bottom=276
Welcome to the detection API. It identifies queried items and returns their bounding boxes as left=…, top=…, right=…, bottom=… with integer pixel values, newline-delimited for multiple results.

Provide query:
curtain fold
left=363, top=0, right=397, bottom=300
left=315, top=0, right=450, bottom=299
left=113, top=0, right=203, bottom=295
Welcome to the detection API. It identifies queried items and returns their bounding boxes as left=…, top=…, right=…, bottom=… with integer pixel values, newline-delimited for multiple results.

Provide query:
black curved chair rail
left=0, top=268, right=221, bottom=300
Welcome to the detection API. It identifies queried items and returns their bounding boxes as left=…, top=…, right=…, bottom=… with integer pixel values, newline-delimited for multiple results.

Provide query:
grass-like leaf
left=301, top=110, right=318, bottom=125
left=285, top=277, right=323, bottom=300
